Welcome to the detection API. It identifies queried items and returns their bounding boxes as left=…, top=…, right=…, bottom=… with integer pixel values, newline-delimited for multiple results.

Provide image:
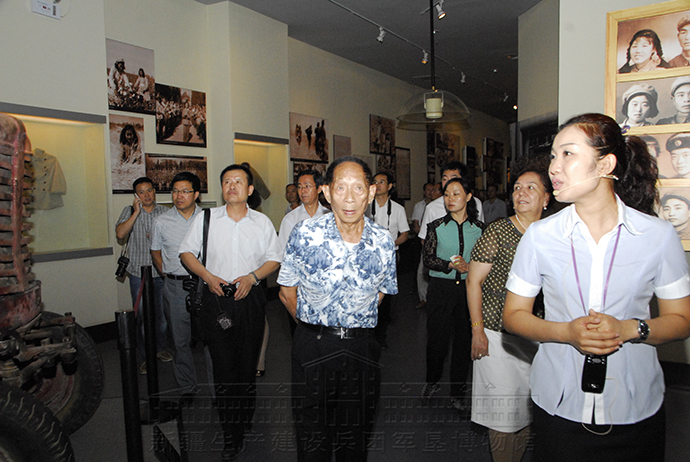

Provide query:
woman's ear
left=599, top=153, right=618, bottom=176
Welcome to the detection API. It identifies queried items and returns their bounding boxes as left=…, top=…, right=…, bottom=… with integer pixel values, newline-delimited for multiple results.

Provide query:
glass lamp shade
left=397, top=89, right=471, bottom=130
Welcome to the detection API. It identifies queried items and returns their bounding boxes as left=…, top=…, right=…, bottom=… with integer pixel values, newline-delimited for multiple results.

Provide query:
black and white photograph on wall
left=110, top=114, right=145, bottom=193
left=376, top=154, right=396, bottom=182
left=292, top=161, right=327, bottom=183
left=434, top=131, right=460, bottom=167
left=616, top=9, right=690, bottom=74
left=617, top=77, right=690, bottom=129
left=395, top=147, right=411, bottom=200
left=145, top=153, right=209, bottom=193
left=155, top=84, right=207, bottom=147
left=658, top=184, right=690, bottom=241
left=290, top=113, right=329, bottom=163
left=643, top=132, right=690, bottom=179
left=106, top=39, right=155, bottom=114
left=369, top=114, right=395, bottom=155
left=333, top=134, right=351, bottom=159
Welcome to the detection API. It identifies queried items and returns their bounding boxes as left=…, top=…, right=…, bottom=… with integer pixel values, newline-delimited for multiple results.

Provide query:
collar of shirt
left=561, top=195, right=641, bottom=240
left=323, top=214, right=377, bottom=250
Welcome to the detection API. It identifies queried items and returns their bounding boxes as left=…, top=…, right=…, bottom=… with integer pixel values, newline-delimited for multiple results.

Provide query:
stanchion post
left=141, top=265, right=160, bottom=421
left=116, top=309, right=144, bottom=462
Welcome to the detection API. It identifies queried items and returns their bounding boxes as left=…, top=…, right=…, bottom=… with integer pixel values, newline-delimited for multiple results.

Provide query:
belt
left=301, top=322, right=374, bottom=339
left=166, top=273, right=192, bottom=281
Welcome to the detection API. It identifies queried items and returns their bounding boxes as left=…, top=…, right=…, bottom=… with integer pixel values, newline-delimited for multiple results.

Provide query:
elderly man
left=669, top=16, right=690, bottom=68
left=657, top=76, right=690, bottom=125
left=180, top=164, right=281, bottom=460
left=278, top=156, right=398, bottom=461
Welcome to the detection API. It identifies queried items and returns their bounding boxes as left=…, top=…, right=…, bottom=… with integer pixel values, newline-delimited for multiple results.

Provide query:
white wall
left=518, top=0, right=559, bottom=123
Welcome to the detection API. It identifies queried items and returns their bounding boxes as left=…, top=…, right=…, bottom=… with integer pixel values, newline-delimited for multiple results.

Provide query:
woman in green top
left=422, top=177, right=484, bottom=411
left=466, top=156, right=551, bottom=462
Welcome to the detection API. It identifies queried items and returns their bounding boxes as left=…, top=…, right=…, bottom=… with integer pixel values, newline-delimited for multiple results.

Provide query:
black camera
left=115, top=255, right=130, bottom=278
left=581, top=354, right=607, bottom=394
left=220, top=283, right=236, bottom=298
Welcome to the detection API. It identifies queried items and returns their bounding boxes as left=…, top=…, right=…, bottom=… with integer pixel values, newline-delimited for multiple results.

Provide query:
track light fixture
left=435, top=0, right=446, bottom=20
left=461, top=72, right=466, bottom=84
left=422, top=50, right=429, bottom=64
left=377, top=27, right=386, bottom=43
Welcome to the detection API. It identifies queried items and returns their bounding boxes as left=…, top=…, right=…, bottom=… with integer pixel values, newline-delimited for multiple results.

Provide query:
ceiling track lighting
left=435, top=1, right=446, bottom=20
left=377, top=27, right=386, bottom=43
left=422, top=50, right=429, bottom=64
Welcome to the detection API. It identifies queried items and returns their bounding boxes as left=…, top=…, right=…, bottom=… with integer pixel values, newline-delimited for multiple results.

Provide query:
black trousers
left=200, top=285, right=266, bottom=448
left=292, top=323, right=382, bottom=462
left=425, top=277, right=471, bottom=398
left=532, top=401, right=665, bottom=462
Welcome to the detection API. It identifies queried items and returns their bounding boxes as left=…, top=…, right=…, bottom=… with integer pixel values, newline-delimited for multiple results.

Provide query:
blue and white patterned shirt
left=277, top=213, right=398, bottom=328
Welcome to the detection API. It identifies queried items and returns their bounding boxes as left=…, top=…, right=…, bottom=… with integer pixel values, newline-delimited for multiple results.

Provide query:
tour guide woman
left=503, top=113, right=690, bottom=461
left=466, top=155, right=551, bottom=462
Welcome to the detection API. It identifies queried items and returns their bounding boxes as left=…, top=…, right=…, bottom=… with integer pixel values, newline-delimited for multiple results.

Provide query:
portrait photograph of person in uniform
left=155, top=84, right=207, bottom=147
left=616, top=9, right=690, bottom=74
left=289, top=112, right=329, bottom=163
left=110, top=114, right=145, bottom=193
left=106, top=39, right=155, bottom=115
left=369, top=114, right=396, bottom=155
left=658, top=186, right=690, bottom=241
left=145, top=153, right=208, bottom=193
left=617, top=77, right=690, bottom=128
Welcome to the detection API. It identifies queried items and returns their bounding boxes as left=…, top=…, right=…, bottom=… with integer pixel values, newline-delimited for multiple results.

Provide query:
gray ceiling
left=198, top=0, right=543, bottom=124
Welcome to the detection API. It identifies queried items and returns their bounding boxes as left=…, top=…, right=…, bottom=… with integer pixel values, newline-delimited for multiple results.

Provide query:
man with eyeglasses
left=116, top=176, right=171, bottom=374
left=150, top=172, right=203, bottom=394
left=278, top=170, right=330, bottom=250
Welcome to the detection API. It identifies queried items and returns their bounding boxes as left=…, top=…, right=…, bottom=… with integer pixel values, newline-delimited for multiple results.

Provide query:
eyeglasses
left=372, top=180, right=388, bottom=185
left=171, top=189, right=194, bottom=195
left=297, top=184, right=315, bottom=190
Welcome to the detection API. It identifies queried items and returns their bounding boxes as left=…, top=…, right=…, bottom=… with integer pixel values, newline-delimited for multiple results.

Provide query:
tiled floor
left=69, top=269, right=690, bottom=461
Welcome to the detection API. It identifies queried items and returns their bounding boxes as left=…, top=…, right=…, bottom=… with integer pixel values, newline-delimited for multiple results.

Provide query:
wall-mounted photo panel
left=369, top=114, right=395, bottom=155
left=292, top=161, right=327, bottom=183
left=155, top=84, right=207, bottom=147
left=110, top=113, right=145, bottom=193
left=145, top=153, right=208, bottom=193
left=333, top=135, right=351, bottom=159
left=106, top=39, right=155, bottom=114
left=376, top=154, right=396, bottom=181
left=290, top=113, right=329, bottom=163
left=395, top=147, right=411, bottom=200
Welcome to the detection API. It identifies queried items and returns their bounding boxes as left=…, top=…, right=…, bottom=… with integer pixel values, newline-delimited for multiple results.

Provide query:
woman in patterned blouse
left=466, top=155, right=551, bottom=462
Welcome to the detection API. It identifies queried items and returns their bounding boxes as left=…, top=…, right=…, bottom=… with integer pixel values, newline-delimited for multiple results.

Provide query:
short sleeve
left=470, top=220, right=502, bottom=264
left=654, top=221, right=690, bottom=299
left=276, top=225, right=302, bottom=287
left=116, top=206, right=133, bottom=227
left=506, top=225, right=542, bottom=298
left=178, top=210, right=204, bottom=257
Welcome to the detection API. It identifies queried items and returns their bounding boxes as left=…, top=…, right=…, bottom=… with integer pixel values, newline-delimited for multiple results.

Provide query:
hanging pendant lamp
left=397, top=0, right=471, bottom=131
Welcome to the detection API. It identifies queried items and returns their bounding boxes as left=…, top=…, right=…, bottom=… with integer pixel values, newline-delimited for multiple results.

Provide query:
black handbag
left=184, top=208, right=210, bottom=313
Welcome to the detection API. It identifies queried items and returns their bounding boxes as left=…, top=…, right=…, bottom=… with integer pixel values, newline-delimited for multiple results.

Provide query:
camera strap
left=192, top=208, right=211, bottom=306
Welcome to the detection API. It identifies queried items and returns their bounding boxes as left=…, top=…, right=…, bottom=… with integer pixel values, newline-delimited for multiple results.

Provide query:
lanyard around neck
left=371, top=199, right=392, bottom=229
left=571, top=225, right=622, bottom=316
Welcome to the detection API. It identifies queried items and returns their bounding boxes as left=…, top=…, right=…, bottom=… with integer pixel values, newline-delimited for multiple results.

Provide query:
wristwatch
left=630, top=318, right=650, bottom=343
left=250, top=271, right=261, bottom=286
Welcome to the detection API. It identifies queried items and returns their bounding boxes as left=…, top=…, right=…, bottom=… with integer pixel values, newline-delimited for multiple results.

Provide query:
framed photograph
left=376, top=154, right=396, bottom=180
left=106, top=39, right=155, bottom=115
left=155, top=84, right=207, bottom=147
left=145, top=153, right=209, bottom=193
left=110, top=113, right=145, bottom=193
left=395, top=147, right=411, bottom=200
left=369, top=114, right=395, bottom=155
left=658, top=181, right=690, bottom=249
left=292, top=161, right=327, bottom=183
left=290, top=113, right=329, bottom=163
left=333, top=135, right=351, bottom=159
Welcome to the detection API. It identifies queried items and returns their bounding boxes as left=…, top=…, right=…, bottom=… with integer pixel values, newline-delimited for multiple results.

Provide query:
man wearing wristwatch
left=180, top=164, right=281, bottom=461
left=278, top=157, right=398, bottom=461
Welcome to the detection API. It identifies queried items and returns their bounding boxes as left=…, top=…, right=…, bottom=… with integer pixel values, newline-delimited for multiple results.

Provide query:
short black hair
left=325, top=156, right=372, bottom=186
left=170, top=171, right=201, bottom=192
left=220, top=164, right=253, bottom=186
left=374, top=171, right=394, bottom=184
left=133, top=177, right=154, bottom=191
left=441, top=160, right=468, bottom=178
left=296, top=169, right=324, bottom=187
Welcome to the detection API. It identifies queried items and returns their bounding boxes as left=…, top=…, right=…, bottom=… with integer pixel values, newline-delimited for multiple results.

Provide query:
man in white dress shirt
left=367, top=172, right=409, bottom=348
